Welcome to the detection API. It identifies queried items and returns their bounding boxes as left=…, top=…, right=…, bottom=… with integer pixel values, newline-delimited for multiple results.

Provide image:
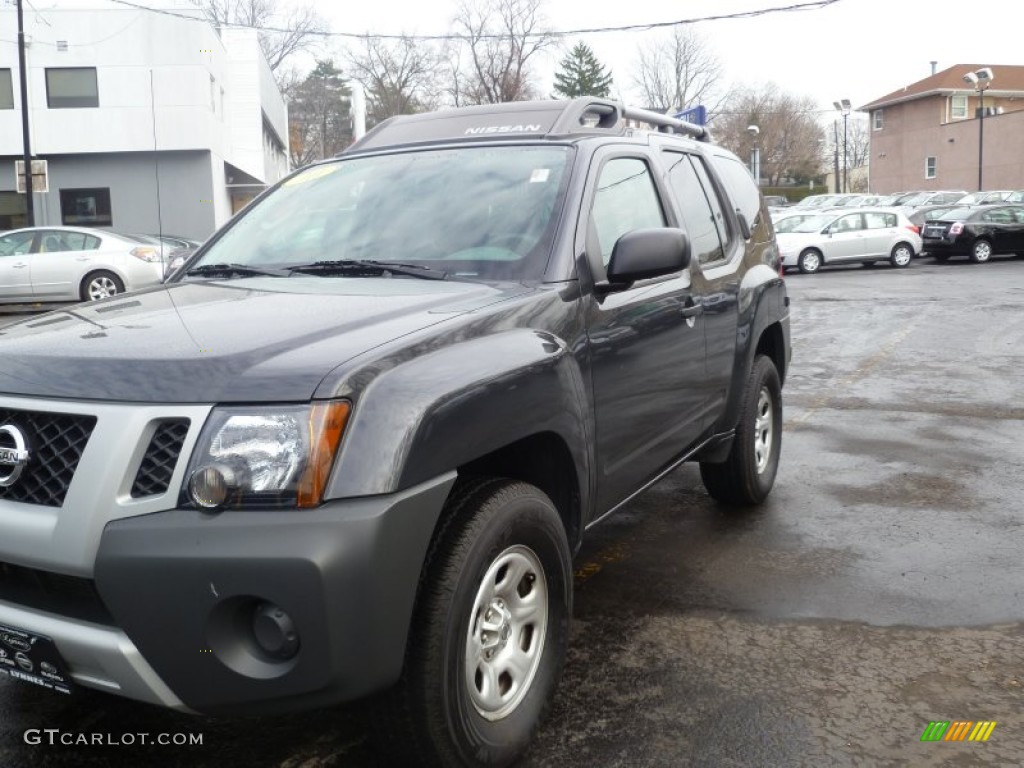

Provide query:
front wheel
left=890, top=243, right=913, bottom=268
left=700, top=354, right=783, bottom=506
left=373, top=479, right=571, bottom=768
left=970, top=239, right=992, bottom=263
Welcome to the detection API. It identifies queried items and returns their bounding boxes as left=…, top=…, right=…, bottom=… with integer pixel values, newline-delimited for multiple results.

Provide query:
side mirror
left=606, top=228, right=691, bottom=285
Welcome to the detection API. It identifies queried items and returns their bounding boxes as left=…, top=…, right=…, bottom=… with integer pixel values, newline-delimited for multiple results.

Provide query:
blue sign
left=674, top=105, right=707, bottom=126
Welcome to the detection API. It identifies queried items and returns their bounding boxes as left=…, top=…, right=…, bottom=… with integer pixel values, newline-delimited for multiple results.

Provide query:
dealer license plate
left=0, top=624, right=73, bottom=694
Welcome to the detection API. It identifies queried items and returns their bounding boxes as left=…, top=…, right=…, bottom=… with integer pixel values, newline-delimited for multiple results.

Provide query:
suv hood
left=0, top=277, right=529, bottom=403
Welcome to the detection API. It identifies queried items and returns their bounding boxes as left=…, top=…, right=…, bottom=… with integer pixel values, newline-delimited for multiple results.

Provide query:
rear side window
left=710, top=154, right=761, bottom=227
left=864, top=212, right=896, bottom=229
left=664, top=152, right=725, bottom=265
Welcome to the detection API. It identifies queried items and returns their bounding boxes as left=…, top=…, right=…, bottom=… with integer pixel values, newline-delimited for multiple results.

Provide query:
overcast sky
left=293, top=0, right=1019, bottom=119
left=22, top=0, right=1019, bottom=120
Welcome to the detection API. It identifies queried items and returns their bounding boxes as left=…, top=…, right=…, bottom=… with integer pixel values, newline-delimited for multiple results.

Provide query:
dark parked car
left=0, top=98, right=791, bottom=768
left=921, top=204, right=1024, bottom=263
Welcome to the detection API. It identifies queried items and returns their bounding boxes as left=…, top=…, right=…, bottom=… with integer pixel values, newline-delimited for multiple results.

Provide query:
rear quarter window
left=709, top=153, right=761, bottom=225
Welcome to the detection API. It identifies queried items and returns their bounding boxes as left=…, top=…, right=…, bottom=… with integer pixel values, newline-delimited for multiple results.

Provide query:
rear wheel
left=700, top=354, right=782, bottom=506
left=372, top=479, right=571, bottom=768
left=80, top=271, right=124, bottom=301
left=890, top=242, right=913, bottom=268
left=797, top=249, right=822, bottom=274
left=970, top=239, right=992, bottom=263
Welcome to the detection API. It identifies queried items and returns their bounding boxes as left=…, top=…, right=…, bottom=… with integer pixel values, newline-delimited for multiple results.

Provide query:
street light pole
left=833, top=99, right=851, bottom=194
left=978, top=87, right=985, bottom=191
left=832, top=120, right=841, bottom=194
left=964, top=68, right=994, bottom=192
left=16, top=0, right=35, bottom=226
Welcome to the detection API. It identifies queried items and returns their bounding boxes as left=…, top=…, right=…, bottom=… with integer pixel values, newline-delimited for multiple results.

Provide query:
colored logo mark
left=921, top=721, right=997, bottom=742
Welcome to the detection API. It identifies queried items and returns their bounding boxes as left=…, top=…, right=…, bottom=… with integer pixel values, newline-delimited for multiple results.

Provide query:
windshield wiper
left=286, top=260, right=448, bottom=281
left=186, top=263, right=289, bottom=278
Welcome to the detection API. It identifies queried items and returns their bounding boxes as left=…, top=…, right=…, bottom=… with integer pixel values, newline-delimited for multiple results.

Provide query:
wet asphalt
left=1, top=256, right=1023, bottom=766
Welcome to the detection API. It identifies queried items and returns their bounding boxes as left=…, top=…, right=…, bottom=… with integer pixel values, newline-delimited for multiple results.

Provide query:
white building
left=0, top=0, right=289, bottom=238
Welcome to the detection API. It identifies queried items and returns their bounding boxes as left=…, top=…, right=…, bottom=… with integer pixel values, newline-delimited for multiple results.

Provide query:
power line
left=103, top=0, right=844, bottom=42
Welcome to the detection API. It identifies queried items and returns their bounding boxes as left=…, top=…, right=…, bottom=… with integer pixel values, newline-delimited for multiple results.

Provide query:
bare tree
left=344, top=35, right=443, bottom=126
left=448, top=0, right=556, bottom=105
left=631, top=26, right=724, bottom=113
left=202, top=0, right=326, bottom=74
left=712, top=83, right=825, bottom=186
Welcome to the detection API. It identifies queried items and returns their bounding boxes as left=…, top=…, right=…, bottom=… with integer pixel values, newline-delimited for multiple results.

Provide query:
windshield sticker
left=284, top=165, right=339, bottom=187
left=530, top=169, right=550, bottom=184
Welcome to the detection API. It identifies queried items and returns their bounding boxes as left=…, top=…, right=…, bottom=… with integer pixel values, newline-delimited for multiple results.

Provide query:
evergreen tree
left=552, top=42, right=613, bottom=99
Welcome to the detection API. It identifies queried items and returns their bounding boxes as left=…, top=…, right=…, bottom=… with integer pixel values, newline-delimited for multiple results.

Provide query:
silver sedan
left=0, top=226, right=165, bottom=303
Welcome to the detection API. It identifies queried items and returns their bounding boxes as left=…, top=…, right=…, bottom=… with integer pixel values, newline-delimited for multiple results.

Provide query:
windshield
left=774, top=215, right=815, bottom=233
left=789, top=214, right=833, bottom=233
left=188, top=146, right=572, bottom=281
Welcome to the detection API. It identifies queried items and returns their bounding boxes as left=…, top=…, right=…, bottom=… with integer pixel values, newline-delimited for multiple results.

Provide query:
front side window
left=873, top=110, right=884, bottom=130
left=591, top=157, right=665, bottom=266
left=664, top=152, right=725, bottom=265
left=46, top=68, right=98, bottom=108
left=834, top=214, right=863, bottom=232
left=188, top=146, right=573, bottom=281
left=925, top=157, right=937, bottom=179
left=0, top=69, right=13, bottom=110
left=60, top=188, right=112, bottom=226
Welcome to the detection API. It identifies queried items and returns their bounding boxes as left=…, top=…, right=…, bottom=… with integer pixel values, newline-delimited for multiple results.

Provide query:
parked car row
left=0, top=226, right=200, bottom=304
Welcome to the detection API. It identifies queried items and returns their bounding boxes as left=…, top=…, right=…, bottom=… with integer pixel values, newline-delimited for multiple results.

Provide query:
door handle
left=680, top=303, right=703, bottom=319
left=13, top=263, right=28, bottom=269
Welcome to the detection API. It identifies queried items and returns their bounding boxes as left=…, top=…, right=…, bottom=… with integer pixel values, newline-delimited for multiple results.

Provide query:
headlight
left=183, top=401, right=350, bottom=510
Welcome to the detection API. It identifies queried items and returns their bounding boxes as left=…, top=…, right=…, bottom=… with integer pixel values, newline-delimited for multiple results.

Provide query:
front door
left=581, top=151, right=708, bottom=513
left=0, top=231, right=36, bottom=300
left=28, top=230, right=102, bottom=300
left=822, top=212, right=867, bottom=263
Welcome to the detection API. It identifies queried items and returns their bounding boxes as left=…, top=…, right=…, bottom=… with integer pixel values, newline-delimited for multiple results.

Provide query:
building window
left=872, top=110, right=884, bottom=130
left=0, top=69, right=13, bottom=110
left=210, top=75, right=216, bottom=111
left=60, top=188, right=112, bottom=226
left=950, top=94, right=968, bottom=120
left=925, top=157, right=937, bottom=179
left=46, top=68, right=98, bottom=108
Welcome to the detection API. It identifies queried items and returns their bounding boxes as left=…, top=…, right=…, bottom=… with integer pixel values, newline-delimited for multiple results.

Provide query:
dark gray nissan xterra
left=0, top=98, right=790, bottom=767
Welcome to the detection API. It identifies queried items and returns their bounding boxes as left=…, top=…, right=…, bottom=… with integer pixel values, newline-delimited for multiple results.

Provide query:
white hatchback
left=0, top=226, right=165, bottom=303
left=776, top=208, right=923, bottom=274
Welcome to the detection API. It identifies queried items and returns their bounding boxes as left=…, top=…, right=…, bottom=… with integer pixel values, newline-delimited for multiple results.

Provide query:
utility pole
left=16, top=0, right=35, bottom=226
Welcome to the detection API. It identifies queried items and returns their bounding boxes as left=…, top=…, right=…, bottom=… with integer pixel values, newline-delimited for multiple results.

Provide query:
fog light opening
left=188, top=464, right=236, bottom=509
left=251, top=602, right=300, bottom=661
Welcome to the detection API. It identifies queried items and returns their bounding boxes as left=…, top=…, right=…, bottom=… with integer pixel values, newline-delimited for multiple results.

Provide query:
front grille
left=0, top=409, right=96, bottom=508
left=0, top=561, right=114, bottom=626
left=131, top=419, right=190, bottom=498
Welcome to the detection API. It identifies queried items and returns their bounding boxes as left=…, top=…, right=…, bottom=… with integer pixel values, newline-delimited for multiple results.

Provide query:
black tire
left=969, top=239, right=992, bottom=264
left=80, top=270, right=125, bottom=301
left=372, top=478, right=572, bottom=768
left=889, top=242, right=914, bottom=268
left=700, top=354, right=782, bottom=506
left=797, top=249, right=822, bottom=274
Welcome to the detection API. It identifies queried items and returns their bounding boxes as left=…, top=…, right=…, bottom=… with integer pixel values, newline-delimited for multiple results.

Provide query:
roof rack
left=345, top=97, right=711, bottom=154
